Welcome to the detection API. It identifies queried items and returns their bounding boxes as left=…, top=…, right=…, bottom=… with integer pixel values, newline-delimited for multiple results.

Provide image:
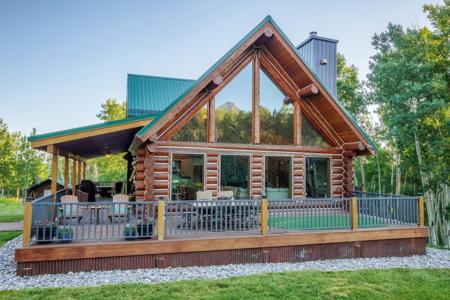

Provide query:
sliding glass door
left=265, top=156, right=292, bottom=199
left=305, top=157, right=330, bottom=198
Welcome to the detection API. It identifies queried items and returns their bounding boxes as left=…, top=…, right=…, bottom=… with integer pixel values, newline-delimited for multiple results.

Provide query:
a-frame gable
left=130, top=16, right=375, bottom=154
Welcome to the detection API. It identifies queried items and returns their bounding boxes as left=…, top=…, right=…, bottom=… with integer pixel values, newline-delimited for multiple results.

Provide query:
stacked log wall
left=251, top=154, right=263, bottom=198
left=292, top=154, right=304, bottom=198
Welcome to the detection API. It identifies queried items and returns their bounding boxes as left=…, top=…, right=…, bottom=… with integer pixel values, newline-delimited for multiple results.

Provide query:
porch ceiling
left=29, top=115, right=153, bottom=159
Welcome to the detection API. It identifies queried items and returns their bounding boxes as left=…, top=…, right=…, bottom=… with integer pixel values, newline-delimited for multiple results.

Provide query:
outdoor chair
left=109, top=194, right=130, bottom=223
left=196, top=191, right=213, bottom=200
left=218, top=191, right=234, bottom=200
left=60, top=195, right=83, bottom=224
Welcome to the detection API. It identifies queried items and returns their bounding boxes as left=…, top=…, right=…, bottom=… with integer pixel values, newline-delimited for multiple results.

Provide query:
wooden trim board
left=15, top=227, right=427, bottom=263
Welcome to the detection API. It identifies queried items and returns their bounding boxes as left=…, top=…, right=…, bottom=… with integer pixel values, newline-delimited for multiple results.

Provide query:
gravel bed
left=1, top=235, right=449, bottom=291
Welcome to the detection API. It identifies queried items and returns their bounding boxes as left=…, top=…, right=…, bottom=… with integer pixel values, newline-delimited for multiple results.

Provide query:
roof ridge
left=127, top=73, right=196, bottom=82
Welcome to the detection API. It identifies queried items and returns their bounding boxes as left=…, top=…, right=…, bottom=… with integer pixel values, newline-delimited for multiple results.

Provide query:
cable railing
left=23, top=194, right=424, bottom=246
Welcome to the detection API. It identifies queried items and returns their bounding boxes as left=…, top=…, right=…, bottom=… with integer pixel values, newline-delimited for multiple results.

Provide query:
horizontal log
left=297, top=84, right=319, bottom=97
left=136, top=147, right=146, bottom=156
left=343, top=142, right=366, bottom=151
left=136, top=173, right=145, bottom=181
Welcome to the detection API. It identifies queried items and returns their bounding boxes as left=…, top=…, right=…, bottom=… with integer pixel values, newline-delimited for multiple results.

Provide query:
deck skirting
left=15, top=227, right=427, bottom=276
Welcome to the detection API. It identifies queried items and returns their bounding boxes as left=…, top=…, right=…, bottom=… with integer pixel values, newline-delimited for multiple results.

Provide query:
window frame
left=303, top=155, right=332, bottom=198
left=263, top=154, right=294, bottom=199
left=218, top=153, right=252, bottom=198
left=169, top=152, right=207, bottom=200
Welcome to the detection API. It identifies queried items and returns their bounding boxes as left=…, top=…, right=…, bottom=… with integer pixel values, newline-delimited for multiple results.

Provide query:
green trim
left=130, top=15, right=376, bottom=152
left=28, top=114, right=157, bottom=142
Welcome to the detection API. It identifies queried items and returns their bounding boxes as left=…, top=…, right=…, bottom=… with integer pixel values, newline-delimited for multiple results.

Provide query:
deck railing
left=22, top=194, right=425, bottom=246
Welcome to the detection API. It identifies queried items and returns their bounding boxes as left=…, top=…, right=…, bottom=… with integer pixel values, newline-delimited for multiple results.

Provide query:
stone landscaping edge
left=1, top=235, right=449, bottom=291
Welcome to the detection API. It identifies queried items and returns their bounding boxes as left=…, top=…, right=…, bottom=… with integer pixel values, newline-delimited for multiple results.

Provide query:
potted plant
left=123, top=224, right=137, bottom=240
left=33, top=219, right=58, bottom=244
left=136, top=219, right=153, bottom=239
left=57, top=225, right=73, bottom=243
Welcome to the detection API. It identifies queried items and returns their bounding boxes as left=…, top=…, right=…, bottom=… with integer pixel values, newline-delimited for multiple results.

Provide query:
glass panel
left=305, top=157, right=330, bottom=198
left=171, top=104, right=207, bottom=142
left=220, top=155, right=250, bottom=199
left=265, top=156, right=292, bottom=199
left=260, top=70, right=293, bottom=145
left=171, top=154, right=204, bottom=200
left=302, top=114, right=329, bottom=146
left=215, top=63, right=252, bottom=144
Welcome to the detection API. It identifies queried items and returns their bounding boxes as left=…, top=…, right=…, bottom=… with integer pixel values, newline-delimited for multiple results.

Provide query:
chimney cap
left=310, top=31, right=318, bottom=36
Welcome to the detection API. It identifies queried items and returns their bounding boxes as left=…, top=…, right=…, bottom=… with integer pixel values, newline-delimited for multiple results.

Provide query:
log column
left=49, top=146, right=58, bottom=203
left=251, top=154, right=263, bottom=198
left=252, top=50, right=260, bottom=145
left=77, top=160, right=82, bottom=185
left=207, top=98, right=215, bottom=143
left=64, top=155, right=69, bottom=191
left=292, top=154, right=304, bottom=198
left=206, top=152, right=219, bottom=199
left=72, top=157, right=77, bottom=195
left=294, top=102, right=302, bottom=146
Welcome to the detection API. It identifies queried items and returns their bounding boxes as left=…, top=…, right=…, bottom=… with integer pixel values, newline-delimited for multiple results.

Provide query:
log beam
left=297, top=84, right=319, bottom=98
left=252, top=50, right=260, bottom=144
left=207, top=97, right=215, bottom=143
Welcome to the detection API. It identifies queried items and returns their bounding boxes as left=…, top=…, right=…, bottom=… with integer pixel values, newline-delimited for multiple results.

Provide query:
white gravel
left=1, top=235, right=449, bottom=291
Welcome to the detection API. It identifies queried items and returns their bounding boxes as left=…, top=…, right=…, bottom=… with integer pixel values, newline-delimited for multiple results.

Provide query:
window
left=302, top=114, right=329, bottom=146
left=265, top=156, right=292, bottom=199
left=171, top=104, right=207, bottom=142
left=171, top=154, right=204, bottom=200
left=220, top=155, right=250, bottom=199
left=305, top=157, right=330, bottom=198
left=260, top=70, right=293, bottom=145
left=215, top=63, right=252, bottom=144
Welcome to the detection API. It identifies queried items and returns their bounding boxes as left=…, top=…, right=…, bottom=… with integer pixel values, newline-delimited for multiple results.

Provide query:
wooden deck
left=16, top=226, right=428, bottom=276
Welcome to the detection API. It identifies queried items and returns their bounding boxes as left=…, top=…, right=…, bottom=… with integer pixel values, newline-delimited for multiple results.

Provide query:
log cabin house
left=16, top=16, right=427, bottom=276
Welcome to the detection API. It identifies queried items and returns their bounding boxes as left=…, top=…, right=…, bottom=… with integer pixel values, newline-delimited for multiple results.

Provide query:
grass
left=0, top=268, right=449, bottom=299
left=269, top=214, right=386, bottom=229
left=0, top=230, right=22, bottom=246
left=0, top=197, right=23, bottom=223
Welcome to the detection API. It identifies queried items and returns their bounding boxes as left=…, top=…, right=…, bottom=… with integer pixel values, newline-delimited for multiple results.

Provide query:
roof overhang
left=29, top=115, right=154, bottom=159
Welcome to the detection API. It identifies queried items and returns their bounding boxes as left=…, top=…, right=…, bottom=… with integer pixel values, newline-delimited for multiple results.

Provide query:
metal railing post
left=418, top=196, right=425, bottom=226
left=351, top=197, right=358, bottom=230
left=157, top=200, right=165, bottom=240
left=261, top=198, right=269, bottom=235
left=22, top=201, right=32, bottom=247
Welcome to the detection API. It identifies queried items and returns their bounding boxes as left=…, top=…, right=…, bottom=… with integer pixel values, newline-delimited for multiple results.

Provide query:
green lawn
left=0, top=230, right=22, bottom=246
left=0, top=269, right=449, bottom=299
left=269, top=214, right=386, bottom=230
left=0, top=197, right=23, bottom=223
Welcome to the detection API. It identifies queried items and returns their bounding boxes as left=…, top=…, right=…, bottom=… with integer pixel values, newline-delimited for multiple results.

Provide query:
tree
left=367, top=1, right=449, bottom=246
left=87, top=99, right=128, bottom=183
left=96, top=98, right=126, bottom=121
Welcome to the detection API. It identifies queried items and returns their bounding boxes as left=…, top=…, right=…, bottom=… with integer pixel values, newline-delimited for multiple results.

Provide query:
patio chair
left=109, top=194, right=129, bottom=223
left=60, top=195, right=83, bottom=224
left=218, top=191, right=234, bottom=200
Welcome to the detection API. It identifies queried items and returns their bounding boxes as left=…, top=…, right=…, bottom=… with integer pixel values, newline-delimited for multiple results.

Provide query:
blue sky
left=0, top=0, right=440, bottom=134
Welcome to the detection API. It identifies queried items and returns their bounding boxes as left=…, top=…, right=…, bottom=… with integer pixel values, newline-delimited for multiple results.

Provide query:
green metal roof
left=28, top=114, right=155, bottom=142
left=127, top=74, right=195, bottom=117
left=130, top=15, right=377, bottom=152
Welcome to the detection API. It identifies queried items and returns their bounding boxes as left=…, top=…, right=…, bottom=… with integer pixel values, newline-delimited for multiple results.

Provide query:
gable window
left=302, top=114, right=329, bottom=146
left=305, top=157, right=330, bottom=198
left=265, top=156, right=292, bottom=199
left=260, top=70, right=293, bottom=145
left=171, top=104, right=207, bottom=142
left=220, top=155, right=250, bottom=199
left=171, top=154, right=204, bottom=200
left=215, top=63, right=253, bottom=144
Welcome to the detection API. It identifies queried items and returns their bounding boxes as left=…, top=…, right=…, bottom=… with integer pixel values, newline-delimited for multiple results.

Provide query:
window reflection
left=172, top=154, right=204, bottom=200
left=302, top=115, right=329, bottom=146
left=305, top=157, right=330, bottom=198
left=215, top=63, right=252, bottom=144
left=220, top=155, right=250, bottom=199
left=265, top=156, right=292, bottom=199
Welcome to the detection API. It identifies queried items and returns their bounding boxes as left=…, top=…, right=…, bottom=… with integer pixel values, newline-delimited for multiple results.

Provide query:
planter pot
left=57, top=228, right=74, bottom=243
left=123, top=227, right=137, bottom=240
left=34, top=226, right=57, bottom=244
left=137, top=223, right=153, bottom=239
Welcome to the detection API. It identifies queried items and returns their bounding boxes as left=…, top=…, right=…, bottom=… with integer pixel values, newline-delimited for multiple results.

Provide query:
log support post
left=207, top=97, right=216, bottom=143
left=64, top=155, right=69, bottom=191
left=351, top=197, right=358, bottom=230
left=252, top=49, right=260, bottom=144
left=83, top=162, right=86, bottom=180
left=77, top=160, right=82, bottom=185
left=418, top=196, right=425, bottom=226
left=22, top=201, right=32, bottom=247
left=261, top=198, right=269, bottom=235
left=72, top=158, right=77, bottom=196
left=50, top=147, right=58, bottom=203
left=157, top=200, right=165, bottom=240
left=294, top=101, right=302, bottom=146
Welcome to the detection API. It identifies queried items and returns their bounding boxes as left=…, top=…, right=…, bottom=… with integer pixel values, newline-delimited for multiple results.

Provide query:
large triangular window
left=214, top=63, right=253, bottom=144
left=260, top=69, right=293, bottom=145
left=171, top=104, right=207, bottom=142
left=302, top=114, right=329, bottom=146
